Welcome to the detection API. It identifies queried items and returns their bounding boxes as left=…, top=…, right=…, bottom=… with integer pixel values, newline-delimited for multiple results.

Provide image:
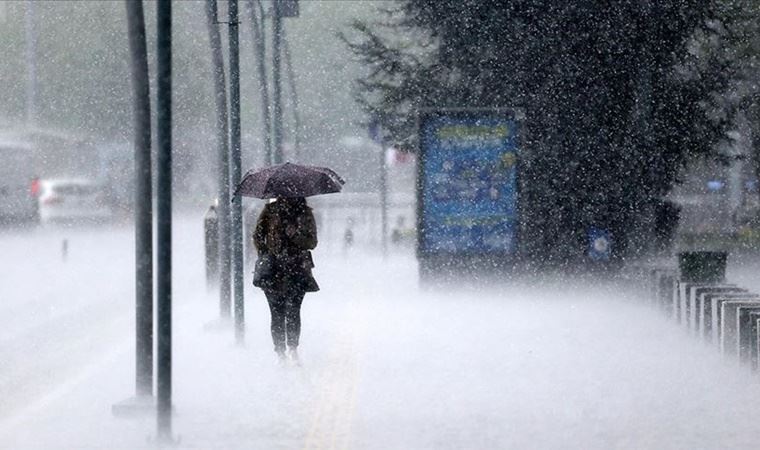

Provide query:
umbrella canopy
left=234, top=162, right=345, bottom=199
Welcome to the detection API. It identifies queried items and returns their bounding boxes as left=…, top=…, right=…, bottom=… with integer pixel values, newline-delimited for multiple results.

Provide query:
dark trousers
left=265, top=288, right=305, bottom=352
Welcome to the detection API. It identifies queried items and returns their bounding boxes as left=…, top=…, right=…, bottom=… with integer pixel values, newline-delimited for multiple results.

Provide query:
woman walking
left=253, top=196, right=319, bottom=364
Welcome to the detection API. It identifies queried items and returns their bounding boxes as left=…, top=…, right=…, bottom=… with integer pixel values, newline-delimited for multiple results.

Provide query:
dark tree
left=688, top=0, right=760, bottom=209
left=344, top=0, right=722, bottom=265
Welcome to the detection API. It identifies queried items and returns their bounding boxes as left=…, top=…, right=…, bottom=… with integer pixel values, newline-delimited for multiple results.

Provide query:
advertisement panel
left=417, top=109, right=522, bottom=257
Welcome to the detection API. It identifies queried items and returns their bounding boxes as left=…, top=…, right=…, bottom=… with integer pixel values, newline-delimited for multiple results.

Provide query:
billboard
left=417, top=109, right=522, bottom=256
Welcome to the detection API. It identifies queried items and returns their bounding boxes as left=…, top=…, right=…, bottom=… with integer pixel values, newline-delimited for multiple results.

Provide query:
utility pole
left=24, top=0, right=37, bottom=125
left=205, top=0, right=232, bottom=320
left=155, top=0, right=173, bottom=440
left=228, top=0, right=245, bottom=345
left=246, top=0, right=272, bottom=165
left=125, top=0, right=154, bottom=401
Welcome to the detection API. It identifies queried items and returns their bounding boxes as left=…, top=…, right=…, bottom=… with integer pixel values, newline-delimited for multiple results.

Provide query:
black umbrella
left=233, top=162, right=345, bottom=199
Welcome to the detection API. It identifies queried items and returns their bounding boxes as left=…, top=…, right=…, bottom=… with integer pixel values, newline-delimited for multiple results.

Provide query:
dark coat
left=253, top=199, right=319, bottom=292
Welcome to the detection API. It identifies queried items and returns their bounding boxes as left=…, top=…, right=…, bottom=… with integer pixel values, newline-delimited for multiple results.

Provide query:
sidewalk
left=0, top=235, right=418, bottom=449
left=5, top=231, right=760, bottom=448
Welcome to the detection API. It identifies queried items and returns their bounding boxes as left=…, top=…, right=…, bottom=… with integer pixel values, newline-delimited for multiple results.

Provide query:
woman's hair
left=284, top=196, right=307, bottom=207
left=278, top=196, right=309, bottom=216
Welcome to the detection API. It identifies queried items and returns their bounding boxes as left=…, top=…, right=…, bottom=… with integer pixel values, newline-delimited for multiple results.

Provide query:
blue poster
left=419, top=112, right=520, bottom=254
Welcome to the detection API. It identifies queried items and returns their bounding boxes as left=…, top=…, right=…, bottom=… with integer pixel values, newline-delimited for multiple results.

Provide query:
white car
left=38, top=178, right=112, bottom=224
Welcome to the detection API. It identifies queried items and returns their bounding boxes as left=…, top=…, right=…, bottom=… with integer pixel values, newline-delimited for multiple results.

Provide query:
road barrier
left=631, top=251, right=760, bottom=372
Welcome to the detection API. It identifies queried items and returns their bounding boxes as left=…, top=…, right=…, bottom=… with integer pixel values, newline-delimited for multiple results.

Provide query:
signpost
left=416, top=109, right=523, bottom=279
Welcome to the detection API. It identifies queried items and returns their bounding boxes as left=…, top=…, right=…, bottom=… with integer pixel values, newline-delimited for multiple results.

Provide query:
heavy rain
left=3, top=1, right=760, bottom=449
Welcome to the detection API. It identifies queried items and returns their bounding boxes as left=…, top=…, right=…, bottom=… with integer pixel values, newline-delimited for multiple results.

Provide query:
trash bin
left=678, top=251, right=727, bottom=283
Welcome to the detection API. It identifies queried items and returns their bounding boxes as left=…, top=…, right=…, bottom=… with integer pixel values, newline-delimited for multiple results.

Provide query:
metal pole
left=156, top=0, right=173, bottom=440
left=24, top=0, right=37, bottom=125
left=272, top=0, right=284, bottom=164
left=229, top=0, right=245, bottom=345
left=246, top=0, right=272, bottom=165
left=204, top=205, right=219, bottom=290
left=282, top=27, right=301, bottom=161
left=205, top=0, right=232, bottom=319
left=125, top=0, right=154, bottom=399
left=379, top=131, right=388, bottom=258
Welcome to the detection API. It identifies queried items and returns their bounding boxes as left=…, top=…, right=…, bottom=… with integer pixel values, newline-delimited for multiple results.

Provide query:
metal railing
left=630, top=253, right=760, bottom=369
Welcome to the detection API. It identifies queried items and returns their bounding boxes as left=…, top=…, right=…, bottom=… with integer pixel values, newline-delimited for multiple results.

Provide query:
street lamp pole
left=24, top=0, right=37, bottom=125
left=379, top=132, right=388, bottom=258
left=271, top=0, right=284, bottom=164
left=228, top=0, right=245, bottom=345
left=155, top=0, right=173, bottom=440
left=246, top=0, right=272, bottom=165
left=124, top=0, right=154, bottom=400
left=282, top=27, right=301, bottom=161
left=205, top=0, right=232, bottom=320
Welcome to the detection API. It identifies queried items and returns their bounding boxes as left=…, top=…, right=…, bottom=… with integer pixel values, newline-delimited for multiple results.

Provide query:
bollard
left=669, top=274, right=679, bottom=319
left=657, top=271, right=676, bottom=313
left=677, top=282, right=727, bottom=328
left=711, top=293, right=760, bottom=347
left=719, top=298, right=760, bottom=356
left=677, top=282, right=707, bottom=328
left=343, top=217, right=355, bottom=253
left=686, top=285, right=737, bottom=334
left=204, top=204, right=219, bottom=290
left=635, top=251, right=760, bottom=372
left=62, top=239, right=68, bottom=262
left=676, top=251, right=729, bottom=328
left=695, top=287, right=746, bottom=339
left=737, top=306, right=760, bottom=364
left=648, top=267, right=660, bottom=304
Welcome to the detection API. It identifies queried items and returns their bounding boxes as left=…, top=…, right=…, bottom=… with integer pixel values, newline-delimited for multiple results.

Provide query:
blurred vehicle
left=0, top=139, right=40, bottom=225
left=38, top=178, right=112, bottom=224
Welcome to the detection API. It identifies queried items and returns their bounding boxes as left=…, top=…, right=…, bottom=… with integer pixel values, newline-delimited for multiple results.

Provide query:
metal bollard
left=676, top=251, right=729, bottom=328
left=710, top=293, right=760, bottom=348
left=657, top=271, right=676, bottom=313
left=62, top=239, right=68, bottom=262
left=721, top=298, right=760, bottom=356
left=737, top=306, right=760, bottom=364
left=204, top=204, right=219, bottom=290
left=692, top=286, right=743, bottom=338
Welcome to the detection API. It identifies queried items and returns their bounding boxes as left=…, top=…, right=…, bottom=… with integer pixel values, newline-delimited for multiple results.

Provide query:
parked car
left=38, top=178, right=112, bottom=224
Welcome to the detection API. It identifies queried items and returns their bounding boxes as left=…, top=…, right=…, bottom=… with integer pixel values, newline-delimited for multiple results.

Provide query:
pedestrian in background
left=253, top=196, right=319, bottom=364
